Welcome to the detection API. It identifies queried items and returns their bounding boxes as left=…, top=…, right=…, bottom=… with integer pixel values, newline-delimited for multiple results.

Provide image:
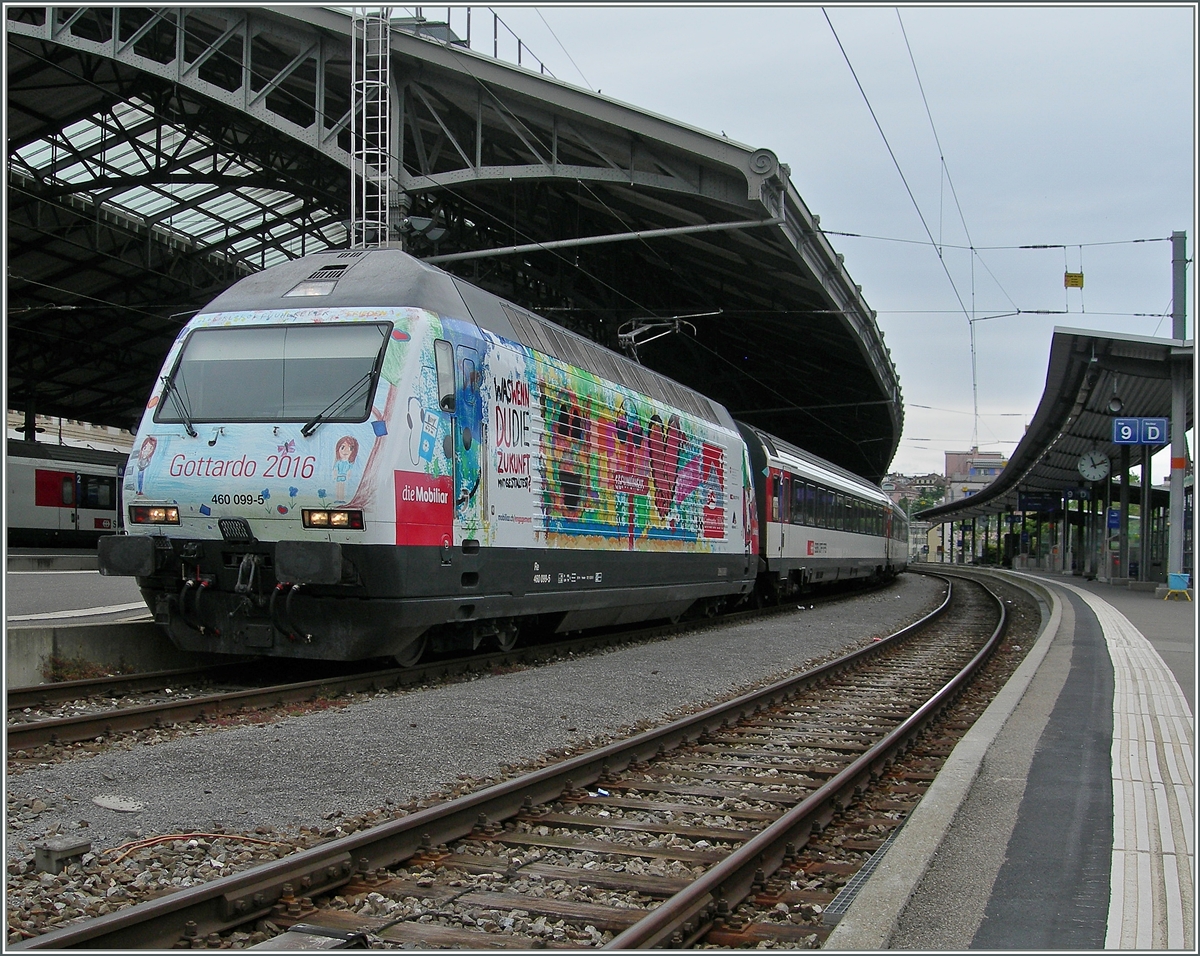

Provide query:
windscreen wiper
left=160, top=375, right=197, bottom=437
left=301, top=371, right=374, bottom=438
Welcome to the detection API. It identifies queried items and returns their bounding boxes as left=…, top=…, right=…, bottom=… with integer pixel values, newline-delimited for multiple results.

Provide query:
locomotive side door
left=454, top=344, right=484, bottom=530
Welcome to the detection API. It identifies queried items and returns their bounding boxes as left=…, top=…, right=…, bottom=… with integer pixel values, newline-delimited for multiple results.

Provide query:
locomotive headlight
left=130, top=505, right=180, bottom=525
left=302, top=509, right=364, bottom=530
left=304, top=509, right=330, bottom=527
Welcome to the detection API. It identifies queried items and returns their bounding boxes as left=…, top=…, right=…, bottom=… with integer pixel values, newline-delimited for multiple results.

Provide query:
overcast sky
left=421, top=3, right=1196, bottom=478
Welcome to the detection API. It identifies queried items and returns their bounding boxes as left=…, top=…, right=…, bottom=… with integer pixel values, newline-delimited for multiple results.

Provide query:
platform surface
left=827, top=568, right=1194, bottom=951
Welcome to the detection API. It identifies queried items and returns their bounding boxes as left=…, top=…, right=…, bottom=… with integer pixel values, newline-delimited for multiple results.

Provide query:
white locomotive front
left=100, top=251, right=757, bottom=661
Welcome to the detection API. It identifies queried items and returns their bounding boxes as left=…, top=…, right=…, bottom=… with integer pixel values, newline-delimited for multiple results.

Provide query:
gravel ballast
left=6, top=573, right=945, bottom=869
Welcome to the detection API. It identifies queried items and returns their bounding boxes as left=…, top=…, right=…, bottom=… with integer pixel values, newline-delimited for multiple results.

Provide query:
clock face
left=1078, top=450, right=1111, bottom=482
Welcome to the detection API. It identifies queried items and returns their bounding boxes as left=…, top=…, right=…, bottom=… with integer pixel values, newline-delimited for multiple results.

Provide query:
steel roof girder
left=9, top=10, right=350, bottom=165
left=246, top=39, right=319, bottom=111
left=272, top=5, right=791, bottom=202
left=394, top=162, right=728, bottom=200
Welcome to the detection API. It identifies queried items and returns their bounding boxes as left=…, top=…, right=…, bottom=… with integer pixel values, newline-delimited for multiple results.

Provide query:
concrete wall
left=6, top=622, right=229, bottom=688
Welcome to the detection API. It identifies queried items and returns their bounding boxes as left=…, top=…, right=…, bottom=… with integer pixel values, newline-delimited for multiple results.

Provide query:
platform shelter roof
left=917, top=328, right=1194, bottom=523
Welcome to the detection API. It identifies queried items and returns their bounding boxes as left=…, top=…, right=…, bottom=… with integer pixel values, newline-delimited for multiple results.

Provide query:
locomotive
left=98, top=250, right=906, bottom=663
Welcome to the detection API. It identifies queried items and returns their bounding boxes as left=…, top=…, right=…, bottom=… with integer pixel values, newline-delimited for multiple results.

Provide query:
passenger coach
left=740, top=424, right=907, bottom=599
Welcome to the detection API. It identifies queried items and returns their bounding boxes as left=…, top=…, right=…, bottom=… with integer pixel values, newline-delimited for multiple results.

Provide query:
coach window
left=81, top=475, right=115, bottom=509
left=791, top=479, right=804, bottom=526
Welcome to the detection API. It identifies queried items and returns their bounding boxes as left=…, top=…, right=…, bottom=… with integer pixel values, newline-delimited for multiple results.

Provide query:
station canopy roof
left=7, top=6, right=902, bottom=482
left=918, top=328, right=1194, bottom=523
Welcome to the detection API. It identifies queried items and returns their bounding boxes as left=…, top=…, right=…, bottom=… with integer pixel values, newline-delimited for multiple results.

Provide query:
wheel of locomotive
left=393, top=633, right=429, bottom=668
left=493, top=622, right=519, bottom=653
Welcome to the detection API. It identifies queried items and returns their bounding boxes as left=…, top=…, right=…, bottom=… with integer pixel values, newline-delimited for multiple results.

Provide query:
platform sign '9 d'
left=1113, top=417, right=1169, bottom=445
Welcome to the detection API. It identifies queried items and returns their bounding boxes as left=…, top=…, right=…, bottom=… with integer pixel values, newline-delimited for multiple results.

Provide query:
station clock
left=1077, top=450, right=1111, bottom=482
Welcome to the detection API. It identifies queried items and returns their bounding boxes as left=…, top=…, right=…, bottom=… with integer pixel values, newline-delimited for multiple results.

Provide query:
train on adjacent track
left=7, top=440, right=126, bottom=547
left=98, top=249, right=907, bottom=663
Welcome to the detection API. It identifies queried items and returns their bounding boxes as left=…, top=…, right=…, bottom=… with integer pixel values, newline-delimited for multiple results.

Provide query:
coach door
left=34, top=468, right=74, bottom=533
left=77, top=471, right=119, bottom=534
left=769, top=469, right=786, bottom=561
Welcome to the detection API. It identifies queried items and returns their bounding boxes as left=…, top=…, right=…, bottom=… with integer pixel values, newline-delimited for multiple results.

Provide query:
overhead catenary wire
left=825, top=9, right=983, bottom=448
left=535, top=8, right=593, bottom=90
left=821, top=230, right=1173, bottom=250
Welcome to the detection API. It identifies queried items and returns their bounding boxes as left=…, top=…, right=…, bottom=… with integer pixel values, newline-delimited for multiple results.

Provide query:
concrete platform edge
left=7, top=554, right=99, bottom=571
left=823, top=569, right=1063, bottom=950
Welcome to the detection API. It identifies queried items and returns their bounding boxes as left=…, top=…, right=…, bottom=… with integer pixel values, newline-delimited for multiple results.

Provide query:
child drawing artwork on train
left=332, top=435, right=359, bottom=504
left=135, top=435, right=157, bottom=495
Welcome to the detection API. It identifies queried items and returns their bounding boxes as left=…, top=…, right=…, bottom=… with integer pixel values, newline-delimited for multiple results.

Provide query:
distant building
left=944, top=447, right=1007, bottom=503
left=881, top=472, right=945, bottom=561
left=5, top=412, right=135, bottom=454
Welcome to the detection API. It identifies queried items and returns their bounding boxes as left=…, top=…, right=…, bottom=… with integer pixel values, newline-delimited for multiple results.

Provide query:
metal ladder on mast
left=350, top=7, right=392, bottom=249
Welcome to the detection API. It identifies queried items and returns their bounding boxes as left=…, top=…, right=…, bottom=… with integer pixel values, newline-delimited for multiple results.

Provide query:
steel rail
left=605, top=576, right=1006, bottom=949
left=13, top=580, right=953, bottom=950
left=6, top=582, right=881, bottom=752
left=6, top=662, right=257, bottom=711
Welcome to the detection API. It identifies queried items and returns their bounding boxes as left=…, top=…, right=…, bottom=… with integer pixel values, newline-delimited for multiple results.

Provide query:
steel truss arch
left=7, top=5, right=903, bottom=480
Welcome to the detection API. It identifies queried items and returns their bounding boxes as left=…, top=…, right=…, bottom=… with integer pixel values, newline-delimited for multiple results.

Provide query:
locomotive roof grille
left=307, top=264, right=350, bottom=281
left=501, top=305, right=719, bottom=426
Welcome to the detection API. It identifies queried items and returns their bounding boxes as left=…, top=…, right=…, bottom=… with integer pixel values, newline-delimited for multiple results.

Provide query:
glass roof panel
left=18, top=94, right=340, bottom=271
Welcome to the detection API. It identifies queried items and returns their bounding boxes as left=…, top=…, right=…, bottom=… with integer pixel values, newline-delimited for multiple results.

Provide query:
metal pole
left=1102, top=476, right=1111, bottom=580
left=23, top=393, right=36, bottom=442
left=426, top=216, right=786, bottom=264
left=1168, top=230, right=1189, bottom=579
left=1035, top=511, right=1042, bottom=570
left=1140, top=447, right=1152, bottom=580
left=1119, top=445, right=1130, bottom=580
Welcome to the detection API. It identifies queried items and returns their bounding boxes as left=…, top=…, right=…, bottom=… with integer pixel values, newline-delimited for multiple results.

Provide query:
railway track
left=6, top=581, right=887, bottom=755
left=12, top=572, right=1015, bottom=950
